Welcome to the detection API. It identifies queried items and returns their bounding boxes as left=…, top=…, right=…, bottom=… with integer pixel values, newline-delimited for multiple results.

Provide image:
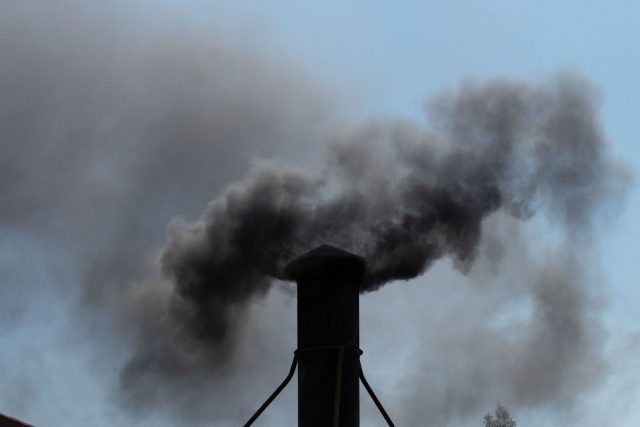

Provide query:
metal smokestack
left=285, top=245, right=365, bottom=427
left=243, top=245, right=394, bottom=427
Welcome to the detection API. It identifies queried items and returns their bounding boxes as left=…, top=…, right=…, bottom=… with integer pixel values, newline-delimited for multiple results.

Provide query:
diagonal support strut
left=243, top=348, right=396, bottom=427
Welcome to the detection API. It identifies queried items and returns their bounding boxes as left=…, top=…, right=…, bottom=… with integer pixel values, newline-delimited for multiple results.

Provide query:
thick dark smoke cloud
left=162, top=75, right=626, bottom=346
left=0, top=2, right=630, bottom=426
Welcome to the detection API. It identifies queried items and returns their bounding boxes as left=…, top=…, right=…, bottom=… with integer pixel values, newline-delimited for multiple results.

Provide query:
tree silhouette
left=483, top=405, right=516, bottom=427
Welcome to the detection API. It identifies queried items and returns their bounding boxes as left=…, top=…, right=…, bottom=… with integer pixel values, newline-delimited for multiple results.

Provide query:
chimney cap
left=284, top=244, right=366, bottom=282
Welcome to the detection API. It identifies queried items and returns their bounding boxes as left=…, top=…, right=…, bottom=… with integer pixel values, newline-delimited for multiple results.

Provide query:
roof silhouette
left=0, top=412, right=35, bottom=427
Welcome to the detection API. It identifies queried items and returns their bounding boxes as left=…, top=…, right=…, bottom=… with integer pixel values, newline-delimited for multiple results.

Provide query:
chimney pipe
left=243, top=245, right=394, bottom=427
left=285, top=245, right=365, bottom=427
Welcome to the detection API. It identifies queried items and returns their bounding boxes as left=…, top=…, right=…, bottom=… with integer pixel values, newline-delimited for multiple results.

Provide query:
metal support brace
left=243, top=355, right=298, bottom=427
left=242, top=347, right=396, bottom=427
left=359, top=364, right=396, bottom=427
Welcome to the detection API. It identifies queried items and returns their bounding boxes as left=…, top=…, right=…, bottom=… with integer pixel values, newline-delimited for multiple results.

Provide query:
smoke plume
left=162, top=74, right=626, bottom=347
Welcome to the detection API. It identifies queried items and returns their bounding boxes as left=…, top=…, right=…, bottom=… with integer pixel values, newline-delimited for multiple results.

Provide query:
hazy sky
left=0, top=1, right=638, bottom=426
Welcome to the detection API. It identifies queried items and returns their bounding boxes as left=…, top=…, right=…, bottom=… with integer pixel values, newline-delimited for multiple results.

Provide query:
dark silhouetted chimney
left=285, top=245, right=365, bottom=427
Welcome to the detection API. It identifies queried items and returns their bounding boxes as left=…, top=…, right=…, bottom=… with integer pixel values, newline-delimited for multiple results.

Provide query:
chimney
left=243, top=245, right=394, bottom=427
left=285, top=245, right=365, bottom=427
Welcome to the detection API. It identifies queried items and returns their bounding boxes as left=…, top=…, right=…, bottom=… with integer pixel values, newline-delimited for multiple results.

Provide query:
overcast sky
left=0, top=1, right=638, bottom=426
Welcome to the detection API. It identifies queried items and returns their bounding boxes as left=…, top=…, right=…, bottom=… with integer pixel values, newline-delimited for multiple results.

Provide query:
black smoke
left=162, top=75, right=627, bottom=346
